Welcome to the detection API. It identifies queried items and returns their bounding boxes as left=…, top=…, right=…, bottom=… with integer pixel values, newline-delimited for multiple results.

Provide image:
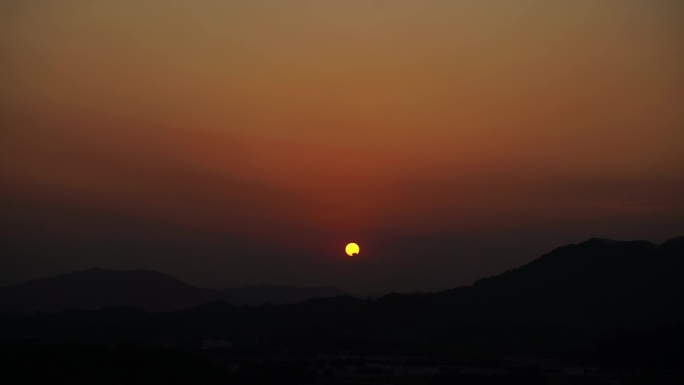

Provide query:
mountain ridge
left=222, top=283, right=351, bottom=306
left=1, top=237, right=681, bottom=320
left=0, top=267, right=242, bottom=313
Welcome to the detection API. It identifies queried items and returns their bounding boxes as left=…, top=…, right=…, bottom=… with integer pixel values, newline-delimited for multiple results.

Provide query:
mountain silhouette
left=1, top=237, right=682, bottom=329
left=0, top=267, right=242, bottom=312
left=164, top=237, right=681, bottom=346
left=443, top=237, right=684, bottom=328
left=1, top=238, right=682, bottom=385
left=0, top=237, right=682, bottom=372
left=222, top=284, right=350, bottom=305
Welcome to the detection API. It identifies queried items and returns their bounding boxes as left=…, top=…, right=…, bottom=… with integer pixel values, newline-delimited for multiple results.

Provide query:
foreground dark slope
left=0, top=268, right=241, bottom=312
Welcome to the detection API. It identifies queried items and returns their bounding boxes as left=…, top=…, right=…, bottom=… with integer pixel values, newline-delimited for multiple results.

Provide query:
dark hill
left=0, top=268, right=241, bottom=313
left=435, top=237, right=684, bottom=329
left=222, top=284, right=350, bottom=305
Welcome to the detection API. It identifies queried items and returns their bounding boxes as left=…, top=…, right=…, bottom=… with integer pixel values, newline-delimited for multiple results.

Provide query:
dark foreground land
left=1, top=237, right=683, bottom=384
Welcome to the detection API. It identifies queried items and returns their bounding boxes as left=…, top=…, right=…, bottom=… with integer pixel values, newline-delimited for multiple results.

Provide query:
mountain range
left=1, top=237, right=683, bottom=372
left=1, top=237, right=682, bottom=326
left=0, top=268, right=353, bottom=313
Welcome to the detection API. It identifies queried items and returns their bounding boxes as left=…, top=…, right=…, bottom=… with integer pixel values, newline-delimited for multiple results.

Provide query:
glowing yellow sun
left=345, top=242, right=360, bottom=256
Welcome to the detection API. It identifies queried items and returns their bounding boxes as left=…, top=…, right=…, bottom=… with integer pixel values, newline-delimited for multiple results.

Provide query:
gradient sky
left=1, top=0, right=683, bottom=292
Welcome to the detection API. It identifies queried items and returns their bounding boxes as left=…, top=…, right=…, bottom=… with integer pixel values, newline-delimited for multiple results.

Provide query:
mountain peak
left=660, top=236, right=684, bottom=251
left=472, top=237, right=663, bottom=292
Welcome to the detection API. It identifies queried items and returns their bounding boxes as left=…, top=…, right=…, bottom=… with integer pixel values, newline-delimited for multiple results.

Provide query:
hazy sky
left=1, top=0, right=683, bottom=292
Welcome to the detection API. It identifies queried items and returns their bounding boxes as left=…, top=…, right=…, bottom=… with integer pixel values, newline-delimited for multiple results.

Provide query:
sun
left=345, top=242, right=360, bottom=256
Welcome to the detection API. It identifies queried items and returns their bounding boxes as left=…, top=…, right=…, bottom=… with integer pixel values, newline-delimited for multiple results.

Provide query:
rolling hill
left=223, top=284, right=350, bottom=306
left=0, top=267, right=242, bottom=312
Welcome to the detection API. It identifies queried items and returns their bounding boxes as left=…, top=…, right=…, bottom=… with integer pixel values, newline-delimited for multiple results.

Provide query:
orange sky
left=1, top=1, right=683, bottom=291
